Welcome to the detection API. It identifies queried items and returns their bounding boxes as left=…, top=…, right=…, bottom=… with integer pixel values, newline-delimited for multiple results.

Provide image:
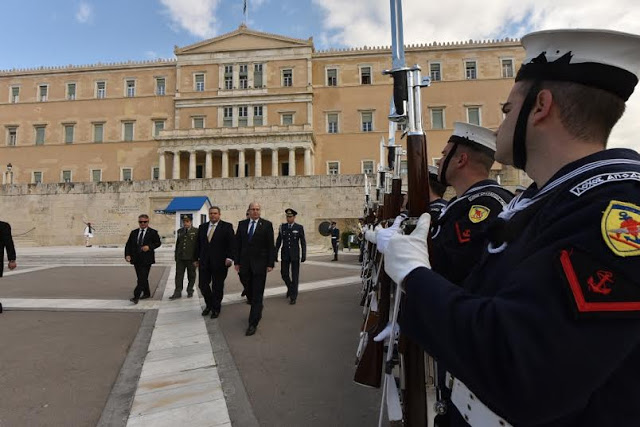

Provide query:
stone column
left=238, top=149, right=245, bottom=178
left=254, top=148, right=262, bottom=177
left=271, top=148, right=279, bottom=176
left=221, top=149, right=229, bottom=178
left=205, top=150, right=213, bottom=178
left=159, top=151, right=166, bottom=179
left=188, top=151, right=196, bottom=179
left=288, top=148, right=296, bottom=176
left=304, top=148, right=311, bottom=176
left=172, top=151, right=181, bottom=180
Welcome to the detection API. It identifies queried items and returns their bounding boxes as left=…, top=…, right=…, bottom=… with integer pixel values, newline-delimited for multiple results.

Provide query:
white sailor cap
left=516, top=29, right=640, bottom=101
left=449, top=122, right=496, bottom=153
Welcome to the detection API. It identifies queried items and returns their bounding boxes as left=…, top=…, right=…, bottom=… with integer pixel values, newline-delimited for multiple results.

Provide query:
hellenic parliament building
left=0, top=25, right=529, bottom=247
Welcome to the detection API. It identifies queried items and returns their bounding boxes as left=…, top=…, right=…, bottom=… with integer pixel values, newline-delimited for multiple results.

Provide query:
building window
left=35, top=126, right=46, bottom=145
left=10, top=86, right=19, bottom=103
left=253, top=106, right=263, bottom=126
left=223, top=107, right=233, bottom=127
left=62, top=170, right=72, bottom=183
left=465, top=61, right=477, bottom=80
left=467, top=107, right=481, bottom=125
left=501, top=59, right=514, bottom=78
left=91, top=169, right=102, bottom=182
left=239, top=64, right=248, bottom=89
left=196, top=165, right=204, bottom=179
left=156, top=78, right=166, bottom=95
left=67, top=83, right=76, bottom=100
left=195, top=73, right=205, bottom=91
left=361, top=111, right=373, bottom=132
left=362, top=160, right=374, bottom=175
left=430, top=63, right=441, bottom=81
left=96, top=81, right=106, bottom=99
left=327, top=113, right=339, bottom=134
left=224, top=65, right=233, bottom=90
left=360, top=66, right=372, bottom=85
left=153, top=120, right=165, bottom=136
left=327, top=161, right=340, bottom=175
left=282, top=69, right=293, bottom=87
left=38, top=85, right=48, bottom=102
left=123, top=122, right=135, bottom=141
left=238, top=106, right=248, bottom=127
left=430, top=108, right=445, bottom=129
left=93, top=123, right=104, bottom=143
left=64, top=124, right=75, bottom=144
left=152, top=167, right=160, bottom=180
left=126, top=80, right=136, bottom=97
left=7, top=127, right=17, bottom=146
left=400, top=160, right=408, bottom=175
left=192, top=117, right=205, bottom=129
left=122, top=168, right=133, bottom=181
left=254, top=63, right=263, bottom=87
left=327, top=68, right=337, bottom=86
left=33, top=171, right=43, bottom=184
left=281, top=113, right=293, bottom=125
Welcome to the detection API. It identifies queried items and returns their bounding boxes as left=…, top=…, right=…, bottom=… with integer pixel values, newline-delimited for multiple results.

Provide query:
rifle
left=379, top=0, right=432, bottom=425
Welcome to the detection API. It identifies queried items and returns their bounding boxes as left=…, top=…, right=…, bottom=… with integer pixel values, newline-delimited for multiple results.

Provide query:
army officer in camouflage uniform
left=170, top=215, right=198, bottom=299
left=275, top=208, right=306, bottom=304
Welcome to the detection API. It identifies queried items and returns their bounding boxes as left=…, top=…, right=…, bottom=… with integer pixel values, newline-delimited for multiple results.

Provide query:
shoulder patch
left=601, top=200, right=640, bottom=257
left=468, top=205, right=490, bottom=223
left=558, top=248, right=640, bottom=318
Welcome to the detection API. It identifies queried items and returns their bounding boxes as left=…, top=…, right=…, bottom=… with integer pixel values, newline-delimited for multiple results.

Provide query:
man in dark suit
left=235, top=202, right=275, bottom=336
left=124, top=214, right=161, bottom=304
left=195, top=206, right=235, bottom=319
left=0, top=221, right=17, bottom=314
left=275, top=208, right=306, bottom=305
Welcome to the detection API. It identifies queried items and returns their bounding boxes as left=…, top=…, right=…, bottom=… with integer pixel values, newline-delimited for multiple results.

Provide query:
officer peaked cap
left=285, top=208, right=297, bottom=216
left=516, top=29, right=640, bottom=101
left=448, top=122, right=496, bottom=154
left=181, top=215, right=192, bottom=220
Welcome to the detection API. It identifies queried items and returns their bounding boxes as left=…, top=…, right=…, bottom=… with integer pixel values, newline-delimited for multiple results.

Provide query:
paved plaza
left=0, top=246, right=382, bottom=427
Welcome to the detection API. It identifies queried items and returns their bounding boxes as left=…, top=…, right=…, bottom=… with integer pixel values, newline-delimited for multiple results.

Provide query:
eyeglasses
left=138, top=221, right=148, bottom=224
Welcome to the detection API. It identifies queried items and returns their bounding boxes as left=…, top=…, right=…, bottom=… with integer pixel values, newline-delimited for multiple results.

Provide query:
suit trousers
left=199, top=266, right=228, bottom=311
left=133, top=263, right=152, bottom=298
left=175, top=259, right=196, bottom=293
left=239, top=265, right=267, bottom=326
left=280, top=259, right=300, bottom=299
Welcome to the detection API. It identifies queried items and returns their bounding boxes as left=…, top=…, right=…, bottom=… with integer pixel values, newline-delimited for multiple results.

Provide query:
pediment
left=176, top=25, right=313, bottom=55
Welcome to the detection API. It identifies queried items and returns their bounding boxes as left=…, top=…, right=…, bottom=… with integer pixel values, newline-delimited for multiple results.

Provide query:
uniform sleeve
left=300, top=226, right=306, bottom=260
left=400, top=191, right=640, bottom=424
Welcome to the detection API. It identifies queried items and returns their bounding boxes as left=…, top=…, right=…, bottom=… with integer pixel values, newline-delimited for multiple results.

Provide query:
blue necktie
left=248, top=221, right=255, bottom=240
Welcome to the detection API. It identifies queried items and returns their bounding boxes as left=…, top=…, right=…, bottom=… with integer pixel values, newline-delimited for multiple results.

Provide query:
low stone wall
left=0, top=175, right=366, bottom=248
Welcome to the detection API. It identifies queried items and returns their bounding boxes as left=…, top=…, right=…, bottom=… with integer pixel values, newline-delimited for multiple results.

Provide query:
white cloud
left=75, top=2, right=92, bottom=24
left=312, top=0, right=640, bottom=150
left=160, top=0, right=220, bottom=39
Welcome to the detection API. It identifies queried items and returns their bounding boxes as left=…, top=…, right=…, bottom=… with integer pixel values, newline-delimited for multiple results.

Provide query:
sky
left=2, top=0, right=639, bottom=149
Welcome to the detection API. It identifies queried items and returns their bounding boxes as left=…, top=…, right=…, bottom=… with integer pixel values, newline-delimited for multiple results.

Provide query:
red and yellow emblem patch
left=601, top=200, right=640, bottom=257
left=468, top=205, right=490, bottom=224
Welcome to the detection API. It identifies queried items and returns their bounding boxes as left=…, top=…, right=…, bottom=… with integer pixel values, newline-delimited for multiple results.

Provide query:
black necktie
left=248, top=221, right=255, bottom=240
left=138, top=229, right=144, bottom=246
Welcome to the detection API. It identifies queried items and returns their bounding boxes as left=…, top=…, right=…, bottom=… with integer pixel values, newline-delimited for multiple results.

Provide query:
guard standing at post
left=329, top=221, right=340, bottom=261
left=170, top=215, right=198, bottom=299
left=382, top=29, right=640, bottom=426
left=275, top=208, right=306, bottom=304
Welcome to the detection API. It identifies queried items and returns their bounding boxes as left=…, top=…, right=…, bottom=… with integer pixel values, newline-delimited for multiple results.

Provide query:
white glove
left=383, top=212, right=431, bottom=285
left=373, top=321, right=400, bottom=342
left=376, top=215, right=405, bottom=254
left=364, top=228, right=375, bottom=243
left=365, top=224, right=382, bottom=244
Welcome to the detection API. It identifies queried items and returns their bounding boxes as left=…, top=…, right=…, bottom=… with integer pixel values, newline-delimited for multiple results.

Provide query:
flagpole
left=243, top=0, right=248, bottom=25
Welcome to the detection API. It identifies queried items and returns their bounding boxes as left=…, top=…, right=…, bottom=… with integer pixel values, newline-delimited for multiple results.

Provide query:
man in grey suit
left=275, top=208, right=306, bottom=305
left=0, top=221, right=17, bottom=314
left=235, top=202, right=275, bottom=336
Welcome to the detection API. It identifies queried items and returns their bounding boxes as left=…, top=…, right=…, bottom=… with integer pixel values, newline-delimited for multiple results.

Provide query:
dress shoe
left=245, top=325, right=257, bottom=336
left=289, top=298, right=296, bottom=305
left=169, top=293, right=181, bottom=300
left=201, top=308, right=211, bottom=316
left=241, top=290, right=246, bottom=297
left=129, top=298, right=139, bottom=305
left=140, top=294, right=151, bottom=300
left=187, top=292, right=194, bottom=298
left=211, top=310, right=220, bottom=319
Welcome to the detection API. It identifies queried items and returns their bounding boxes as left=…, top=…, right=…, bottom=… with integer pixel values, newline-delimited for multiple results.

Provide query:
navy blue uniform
left=429, top=198, right=447, bottom=222
left=401, top=149, right=640, bottom=426
left=275, top=222, right=306, bottom=300
left=330, top=226, right=340, bottom=257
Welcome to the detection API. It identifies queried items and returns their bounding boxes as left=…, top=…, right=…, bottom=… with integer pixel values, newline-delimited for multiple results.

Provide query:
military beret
left=285, top=208, right=298, bottom=216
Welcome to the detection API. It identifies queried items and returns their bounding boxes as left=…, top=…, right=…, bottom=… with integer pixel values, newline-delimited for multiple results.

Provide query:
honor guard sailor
left=275, top=208, right=307, bottom=304
left=381, top=29, right=640, bottom=427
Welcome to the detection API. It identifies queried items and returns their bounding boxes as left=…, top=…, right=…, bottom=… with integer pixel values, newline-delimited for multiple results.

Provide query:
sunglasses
left=138, top=221, right=148, bottom=223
